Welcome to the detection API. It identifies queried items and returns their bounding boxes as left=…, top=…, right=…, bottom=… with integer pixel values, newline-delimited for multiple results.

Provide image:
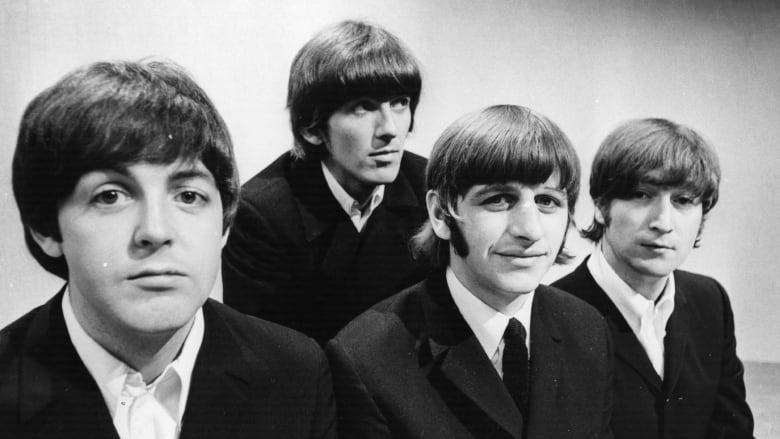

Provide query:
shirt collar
left=587, top=244, right=676, bottom=334
left=447, top=267, right=534, bottom=361
left=62, top=286, right=204, bottom=422
left=321, top=161, right=385, bottom=231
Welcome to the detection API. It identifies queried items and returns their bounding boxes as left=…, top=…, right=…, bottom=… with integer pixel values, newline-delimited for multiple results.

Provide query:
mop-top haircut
left=582, top=117, right=720, bottom=246
left=287, top=19, right=422, bottom=158
left=12, top=59, right=239, bottom=278
left=412, top=104, right=581, bottom=268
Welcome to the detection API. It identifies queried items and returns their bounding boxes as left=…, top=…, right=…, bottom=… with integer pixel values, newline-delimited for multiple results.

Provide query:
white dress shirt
left=447, top=267, right=534, bottom=378
left=62, top=288, right=204, bottom=439
left=587, top=244, right=675, bottom=378
left=321, top=161, right=385, bottom=232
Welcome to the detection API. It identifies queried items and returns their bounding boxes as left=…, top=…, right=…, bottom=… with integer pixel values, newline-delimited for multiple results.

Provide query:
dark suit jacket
left=552, top=259, right=754, bottom=439
left=0, top=288, right=336, bottom=439
left=326, top=271, right=614, bottom=439
left=222, top=151, right=429, bottom=345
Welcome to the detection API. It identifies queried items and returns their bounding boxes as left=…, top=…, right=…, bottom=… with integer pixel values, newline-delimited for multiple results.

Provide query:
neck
left=120, top=323, right=193, bottom=382
left=600, top=244, right=668, bottom=301
left=449, top=257, right=531, bottom=314
left=73, top=307, right=193, bottom=383
left=626, top=276, right=667, bottom=302
left=322, top=158, right=376, bottom=204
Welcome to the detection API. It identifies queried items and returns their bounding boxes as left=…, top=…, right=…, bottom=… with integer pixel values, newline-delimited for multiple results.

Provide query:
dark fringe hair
left=411, top=104, right=581, bottom=268
left=582, top=118, right=720, bottom=245
left=12, top=59, right=239, bottom=278
left=287, top=20, right=422, bottom=158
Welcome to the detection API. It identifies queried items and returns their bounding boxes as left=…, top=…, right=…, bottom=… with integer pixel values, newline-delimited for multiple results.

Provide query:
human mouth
left=495, top=250, right=546, bottom=266
left=641, top=242, right=674, bottom=252
left=128, top=269, right=186, bottom=290
left=369, top=148, right=399, bottom=157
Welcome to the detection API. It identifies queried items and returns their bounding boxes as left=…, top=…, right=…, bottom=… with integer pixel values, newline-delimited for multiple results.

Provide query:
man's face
left=598, top=181, right=703, bottom=289
left=312, top=95, right=412, bottom=200
left=35, top=160, right=224, bottom=341
left=439, top=174, right=569, bottom=310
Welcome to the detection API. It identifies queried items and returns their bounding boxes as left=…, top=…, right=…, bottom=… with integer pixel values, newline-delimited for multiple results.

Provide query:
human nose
left=133, top=199, right=174, bottom=249
left=375, top=103, right=399, bottom=142
left=507, top=201, right=544, bottom=242
left=648, top=196, right=673, bottom=233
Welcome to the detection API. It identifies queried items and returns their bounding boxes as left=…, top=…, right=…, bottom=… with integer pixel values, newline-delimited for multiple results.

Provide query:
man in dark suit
left=553, top=118, right=754, bottom=439
left=1, top=60, right=336, bottom=438
left=327, top=105, right=614, bottom=439
left=222, top=20, right=429, bottom=345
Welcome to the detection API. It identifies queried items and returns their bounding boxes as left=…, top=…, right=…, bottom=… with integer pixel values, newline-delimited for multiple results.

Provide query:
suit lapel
left=287, top=154, right=347, bottom=243
left=180, top=301, right=252, bottom=439
left=19, top=288, right=119, bottom=439
left=289, top=151, right=422, bottom=244
left=568, top=262, right=663, bottom=392
left=524, top=287, right=562, bottom=439
left=381, top=158, right=422, bottom=211
left=287, top=155, right=362, bottom=280
left=662, top=276, right=689, bottom=395
left=422, top=272, right=524, bottom=439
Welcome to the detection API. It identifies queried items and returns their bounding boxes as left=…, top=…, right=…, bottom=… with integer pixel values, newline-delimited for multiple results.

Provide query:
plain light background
left=1, top=0, right=778, bottom=366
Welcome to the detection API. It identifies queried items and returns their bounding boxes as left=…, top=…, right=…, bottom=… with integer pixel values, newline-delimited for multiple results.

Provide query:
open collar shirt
left=62, top=287, right=204, bottom=439
left=321, top=161, right=385, bottom=232
left=587, top=244, right=675, bottom=378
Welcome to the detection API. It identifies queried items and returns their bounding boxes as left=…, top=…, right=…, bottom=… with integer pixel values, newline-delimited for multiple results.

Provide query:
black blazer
left=222, top=151, right=429, bottom=345
left=326, top=271, right=614, bottom=439
left=552, top=259, right=754, bottom=439
left=0, top=289, right=336, bottom=439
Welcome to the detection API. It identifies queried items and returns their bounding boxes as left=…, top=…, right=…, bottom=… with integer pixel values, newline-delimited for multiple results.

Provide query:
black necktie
left=503, top=317, right=530, bottom=419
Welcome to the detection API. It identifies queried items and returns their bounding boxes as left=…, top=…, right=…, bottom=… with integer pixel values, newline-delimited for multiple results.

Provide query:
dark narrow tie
left=503, top=317, right=530, bottom=420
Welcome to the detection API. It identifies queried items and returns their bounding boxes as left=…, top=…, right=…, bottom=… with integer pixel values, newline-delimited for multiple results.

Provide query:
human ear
left=221, top=227, right=230, bottom=247
left=426, top=190, right=452, bottom=240
left=594, top=202, right=608, bottom=226
left=301, top=127, right=324, bottom=146
left=29, top=227, right=64, bottom=258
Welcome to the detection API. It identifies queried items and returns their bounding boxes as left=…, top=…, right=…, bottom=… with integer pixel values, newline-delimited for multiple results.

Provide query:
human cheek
left=394, top=110, right=412, bottom=137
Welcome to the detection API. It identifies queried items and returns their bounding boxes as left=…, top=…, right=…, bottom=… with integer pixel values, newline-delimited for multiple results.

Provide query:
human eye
left=175, top=189, right=209, bottom=208
left=535, top=194, right=564, bottom=212
left=674, top=193, right=701, bottom=208
left=629, top=183, right=662, bottom=202
left=350, top=99, right=379, bottom=115
left=90, top=187, right=131, bottom=208
left=389, top=95, right=411, bottom=111
left=481, top=193, right=514, bottom=211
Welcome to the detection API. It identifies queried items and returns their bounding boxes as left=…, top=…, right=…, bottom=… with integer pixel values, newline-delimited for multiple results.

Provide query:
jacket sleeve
left=310, top=340, right=338, bottom=439
left=326, top=338, right=392, bottom=439
left=222, top=191, right=292, bottom=321
left=706, top=281, right=755, bottom=439
left=599, top=319, right=616, bottom=439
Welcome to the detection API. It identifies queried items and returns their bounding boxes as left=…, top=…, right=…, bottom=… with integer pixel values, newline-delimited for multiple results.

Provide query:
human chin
left=510, top=255, right=555, bottom=291
left=627, top=255, right=679, bottom=280
left=118, top=291, right=203, bottom=334
left=360, top=164, right=400, bottom=185
left=493, top=271, right=540, bottom=296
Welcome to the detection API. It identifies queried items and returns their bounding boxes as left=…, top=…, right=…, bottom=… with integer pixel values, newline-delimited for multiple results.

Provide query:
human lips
left=494, top=249, right=547, bottom=265
left=127, top=268, right=187, bottom=289
left=128, top=268, right=186, bottom=280
left=640, top=241, right=675, bottom=251
left=368, top=148, right=399, bottom=157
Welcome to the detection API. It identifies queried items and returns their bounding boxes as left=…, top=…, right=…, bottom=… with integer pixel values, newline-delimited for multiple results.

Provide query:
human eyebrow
left=96, top=166, right=132, bottom=178
left=540, top=185, right=566, bottom=197
left=471, top=183, right=514, bottom=197
left=168, top=167, right=215, bottom=185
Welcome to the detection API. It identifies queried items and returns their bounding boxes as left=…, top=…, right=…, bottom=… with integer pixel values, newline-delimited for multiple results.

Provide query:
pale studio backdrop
left=1, top=0, right=778, bottom=365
